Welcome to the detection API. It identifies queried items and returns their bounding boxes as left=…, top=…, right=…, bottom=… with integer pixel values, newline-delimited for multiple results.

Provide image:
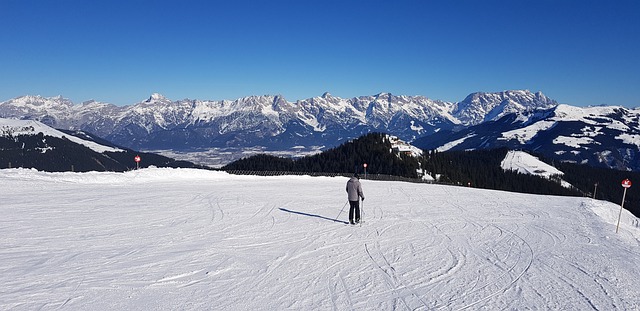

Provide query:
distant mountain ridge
left=0, top=90, right=556, bottom=152
left=414, top=104, right=640, bottom=171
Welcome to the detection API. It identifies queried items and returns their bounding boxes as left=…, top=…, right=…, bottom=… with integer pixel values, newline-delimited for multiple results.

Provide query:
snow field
left=0, top=168, right=639, bottom=310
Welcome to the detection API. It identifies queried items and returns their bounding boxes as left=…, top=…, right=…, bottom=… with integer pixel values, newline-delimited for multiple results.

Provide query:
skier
left=346, top=173, right=365, bottom=225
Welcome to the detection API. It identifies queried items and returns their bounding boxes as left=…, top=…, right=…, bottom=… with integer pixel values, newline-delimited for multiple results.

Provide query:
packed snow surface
left=436, top=134, right=477, bottom=152
left=1, top=168, right=639, bottom=310
left=501, top=150, right=572, bottom=188
left=501, top=150, right=564, bottom=177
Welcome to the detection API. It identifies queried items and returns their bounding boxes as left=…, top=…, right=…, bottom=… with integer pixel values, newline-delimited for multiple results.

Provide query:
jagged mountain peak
left=143, top=93, right=171, bottom=104
left=230, top=94, right=286, bottom=107
left=463, top=90, right=548, bottom=103
left=151, top=93, right=166, bottom=100
left=453, top=90, right=557, bottom=125
left=5, top=95, right=72, bottom=107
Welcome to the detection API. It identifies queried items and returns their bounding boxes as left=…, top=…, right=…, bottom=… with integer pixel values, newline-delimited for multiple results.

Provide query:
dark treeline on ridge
left=555, top=162, right=640, bottom=217
left=422, top=148, right=581, bottom=196
left=423, top=149, right=639, bottom=217
left=223, top=133, right=421, bottom=177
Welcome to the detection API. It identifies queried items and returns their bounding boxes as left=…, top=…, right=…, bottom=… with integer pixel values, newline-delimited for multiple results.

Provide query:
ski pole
left=335, top=200, right=349, bottom=221
left=360, top=199, right=364, bottom=226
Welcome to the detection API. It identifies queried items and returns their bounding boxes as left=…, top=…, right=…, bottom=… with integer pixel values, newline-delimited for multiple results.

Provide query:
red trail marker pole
left=363, top=163, right=367, bottom=179
left=617, top=179, right=631, bottom=233
left=134, top=155, right=141, bottom=170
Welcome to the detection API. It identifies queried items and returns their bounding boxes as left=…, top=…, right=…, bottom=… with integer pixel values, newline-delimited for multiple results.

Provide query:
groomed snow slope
left=1, top=168, right=639, bottom=310
left=501, top=150, right=573, bottom=188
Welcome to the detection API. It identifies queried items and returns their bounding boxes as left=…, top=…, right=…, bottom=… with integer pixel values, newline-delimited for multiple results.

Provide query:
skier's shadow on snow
left=279, top=208, right=349, bottom=224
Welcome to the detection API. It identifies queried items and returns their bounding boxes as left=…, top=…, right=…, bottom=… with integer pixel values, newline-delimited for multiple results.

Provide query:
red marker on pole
left=622, top=179, right=631, bottom=188
left=617, top=179, right=631, bottom=233
left=134, top=155, right=141, bottom=170
left=363, top=163, right=368, bottom=179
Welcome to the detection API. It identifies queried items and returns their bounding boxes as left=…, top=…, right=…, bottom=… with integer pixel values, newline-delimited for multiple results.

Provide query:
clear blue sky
left=1, top=0, right=639, bottom=107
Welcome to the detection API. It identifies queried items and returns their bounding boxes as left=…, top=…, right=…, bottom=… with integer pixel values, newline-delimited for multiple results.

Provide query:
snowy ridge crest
left=0, top=117, right=123, bottom=153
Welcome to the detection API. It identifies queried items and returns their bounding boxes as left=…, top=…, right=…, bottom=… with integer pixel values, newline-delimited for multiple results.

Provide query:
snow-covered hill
left=1, top=168, right=638, bottom=309
left=415, top=104, right=640, bottom=171
left=501, top=150, right=572, bottom=188
left=0, top=117, right=123, bottom=153
left=0, top=118, right=199, bottom=172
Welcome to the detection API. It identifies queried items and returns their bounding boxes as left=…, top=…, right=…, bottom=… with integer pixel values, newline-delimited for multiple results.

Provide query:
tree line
left=223, top=133, right=421, bottom=177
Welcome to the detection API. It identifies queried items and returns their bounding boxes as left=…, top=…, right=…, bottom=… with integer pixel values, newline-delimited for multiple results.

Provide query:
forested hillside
left=223, top=133, right=421, bottom=177
left=422, top=149, right=640, bottom=217
left=422, top=148, right=581, bottom=196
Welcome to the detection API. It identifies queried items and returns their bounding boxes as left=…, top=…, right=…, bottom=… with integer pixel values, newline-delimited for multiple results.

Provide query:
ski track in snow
left=0, top=168, right=639, bottom=310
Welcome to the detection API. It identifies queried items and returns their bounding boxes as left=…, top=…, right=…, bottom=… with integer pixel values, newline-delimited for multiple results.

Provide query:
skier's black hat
left=354, top=173, right=360, bottom=179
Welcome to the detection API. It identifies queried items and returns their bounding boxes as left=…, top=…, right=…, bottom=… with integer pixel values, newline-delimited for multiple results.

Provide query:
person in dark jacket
left=346, top=173, right=365, bottom=225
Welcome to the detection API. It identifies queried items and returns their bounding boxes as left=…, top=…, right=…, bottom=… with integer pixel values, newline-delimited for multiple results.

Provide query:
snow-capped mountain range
left=2, top=90, right=639, bottom=170
left=0, top=90, right=554, bottom=149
